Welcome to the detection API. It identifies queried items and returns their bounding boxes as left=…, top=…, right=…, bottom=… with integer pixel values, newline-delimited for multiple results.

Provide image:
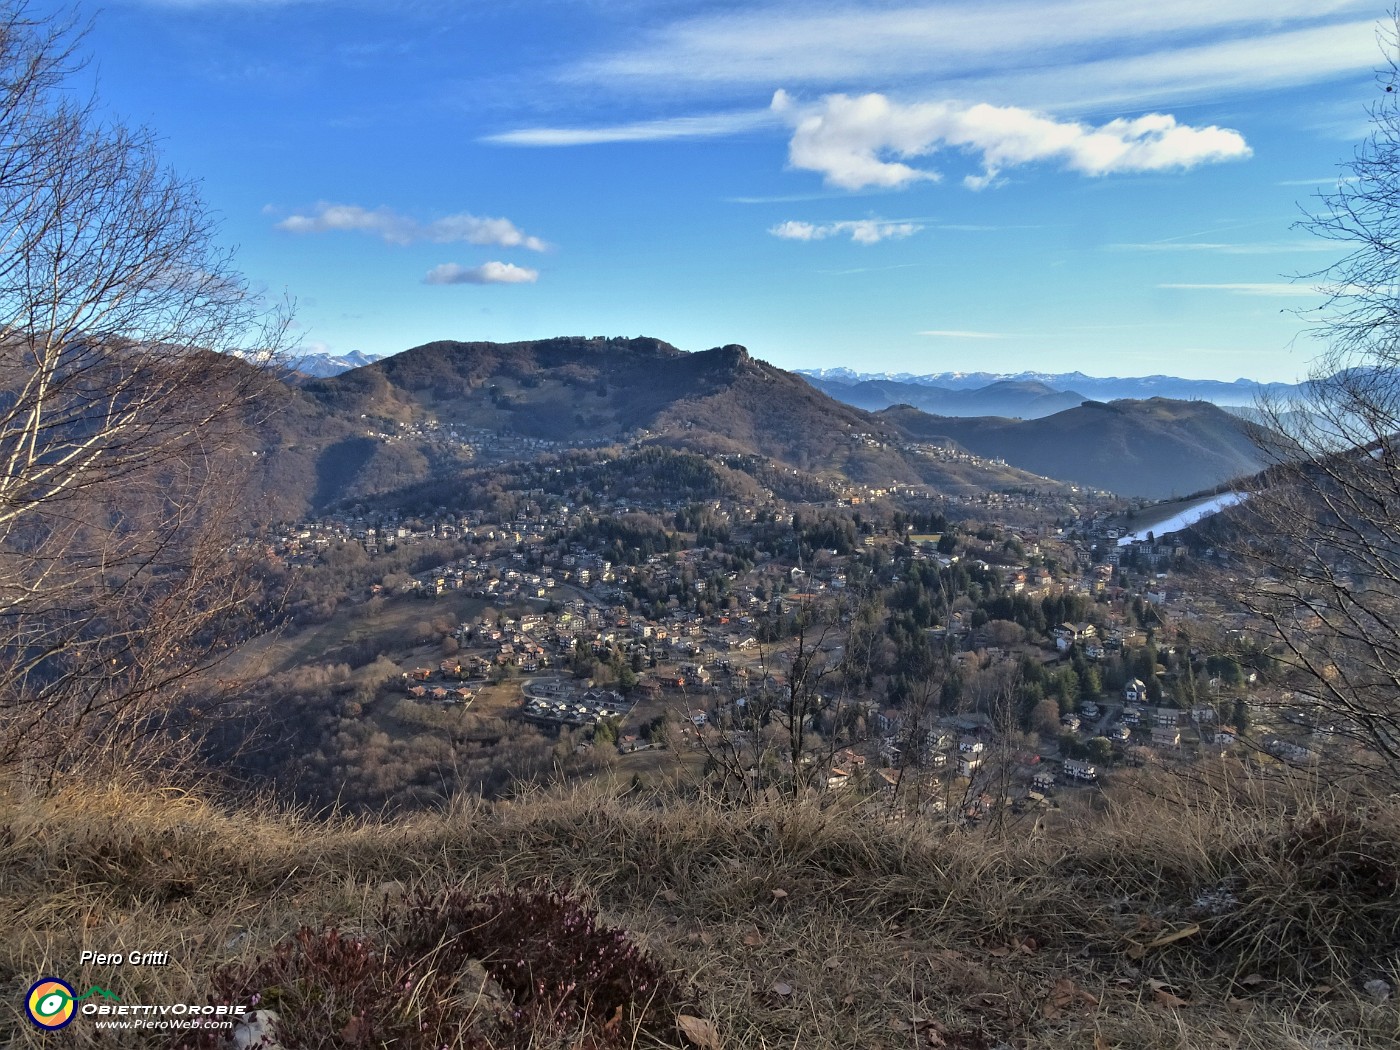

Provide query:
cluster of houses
left=399, top=663, right=475, bottom=706
left=253, top=472, right=1347, bottom=809
left=521, top=681, right=632, bottom=728
left=365, top=418, right=616, bottom=464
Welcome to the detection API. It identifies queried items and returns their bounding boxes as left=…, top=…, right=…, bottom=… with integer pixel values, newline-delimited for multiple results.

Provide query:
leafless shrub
left=1229, top=16, right=1400, bottom=790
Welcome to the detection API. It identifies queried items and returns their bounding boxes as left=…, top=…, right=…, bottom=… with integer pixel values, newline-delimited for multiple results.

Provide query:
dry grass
left=1, top=771, right=1398, bottom=1048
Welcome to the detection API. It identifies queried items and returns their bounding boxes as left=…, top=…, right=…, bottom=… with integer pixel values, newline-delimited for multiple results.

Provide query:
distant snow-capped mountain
left=289, top=349, right=384, bottom=377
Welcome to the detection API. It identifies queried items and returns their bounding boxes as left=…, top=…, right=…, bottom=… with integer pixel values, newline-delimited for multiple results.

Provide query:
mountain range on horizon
left=289, top=351, right=1305, bottom=419
left=799, top=366, right=1304, bottom=409
left=803, top=375, right=1090, bottom=420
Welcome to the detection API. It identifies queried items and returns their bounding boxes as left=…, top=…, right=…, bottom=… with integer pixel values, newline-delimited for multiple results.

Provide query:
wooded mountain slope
left=881, top=398, right=1271, bottom=499
left=249, top=338, right=1072, bottom=514
left=229, top=339, right=1279, bottom=514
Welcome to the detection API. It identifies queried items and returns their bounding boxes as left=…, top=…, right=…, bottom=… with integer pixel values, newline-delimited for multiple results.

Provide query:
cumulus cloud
left=424, top=262, right=540, bottom=285
left=769, top=218, right=922, bottom=244
left=771, top=90, right=1250, bottom=191
left=277, top=203, right=548, bottom=251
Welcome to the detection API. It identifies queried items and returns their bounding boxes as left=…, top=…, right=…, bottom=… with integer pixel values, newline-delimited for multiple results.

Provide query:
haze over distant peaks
left=803, top=375, right=1089, bottom=420
left=799, top=367, right=1302, bottom=407
left=298, top=354, right=1301, bottom=409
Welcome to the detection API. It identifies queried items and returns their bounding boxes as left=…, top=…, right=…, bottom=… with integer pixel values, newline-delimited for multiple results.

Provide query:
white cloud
left=485, top=109, right=775, bottom=146
left=918, top=329, right=1007, bottom=338
left=1158, top=282, right=1321, bottom=296
left=772, top=90, right=1250, bottom=191
left=424, top=262, right=540, bottom=285
left=276, top=203, right=548, bottom=251
left=769, top=218, right=922, bottom=244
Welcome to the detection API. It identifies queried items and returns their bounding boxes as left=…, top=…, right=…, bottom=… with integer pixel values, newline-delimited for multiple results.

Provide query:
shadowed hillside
left=243, top=338, right=1079, bottom=514
left=232, top=340, right=1280, bottom=514
left=301, top=339, right=893, bottom=465
left=882, top=398, right=1273, bottom=499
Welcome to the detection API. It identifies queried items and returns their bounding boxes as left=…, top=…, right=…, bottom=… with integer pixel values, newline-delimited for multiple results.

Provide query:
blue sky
left=49, top=0, right=1396, bottom=381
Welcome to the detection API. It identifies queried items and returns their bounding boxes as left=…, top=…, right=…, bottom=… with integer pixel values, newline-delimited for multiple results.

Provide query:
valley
left=201, top=338, right=1339, bottom=822
left=4, top=4, right=1398, bottom=1047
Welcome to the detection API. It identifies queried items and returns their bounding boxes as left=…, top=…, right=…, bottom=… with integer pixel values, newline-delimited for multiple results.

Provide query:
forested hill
left=880, top=398, right=1273, bottom=499
left=241, top=337, right=1071, bottom=516
left=301, top=337, right=890, bottom=459
left=231, top=337, right=1281, bottom=517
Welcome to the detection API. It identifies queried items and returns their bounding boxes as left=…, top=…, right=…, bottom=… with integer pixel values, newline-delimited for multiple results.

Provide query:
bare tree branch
left=0, top=5, right=291, bottom=782
left=1231, top=16, right=1400, bottom=790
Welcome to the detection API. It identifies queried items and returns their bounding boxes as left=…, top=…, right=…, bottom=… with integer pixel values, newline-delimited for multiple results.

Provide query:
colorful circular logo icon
left=26, top=978, right=76, bottom=1029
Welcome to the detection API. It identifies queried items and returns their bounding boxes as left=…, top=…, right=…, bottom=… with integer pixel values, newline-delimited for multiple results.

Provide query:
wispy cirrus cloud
left=772, top=90, right=1250, bottom=191
left=481, top=1, right=1375, bottom=207
left=568, top=1, right=1374, bottom=109
left=484, top=109, right=776, bottom=146
left=1110, top=241, right=1335, bottom=254
left=424, top=261, right=539, bottom=285
left=726, top=191, right=877, bottom=204
left=769, top=218, right=922, bottom=244
left=490, top=4, right=1374, bottom=157
left=1002, top=21, right=1376, bottom=112
left=136, top=0, right=323, bottom=7
left=276, top=203, right=549, bottom=251
left=1276, top=175, right=1360, bottom=186
left=1158, top=282, right=1321, bottom=296
left=918, top=329, right=1007, bottom=339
